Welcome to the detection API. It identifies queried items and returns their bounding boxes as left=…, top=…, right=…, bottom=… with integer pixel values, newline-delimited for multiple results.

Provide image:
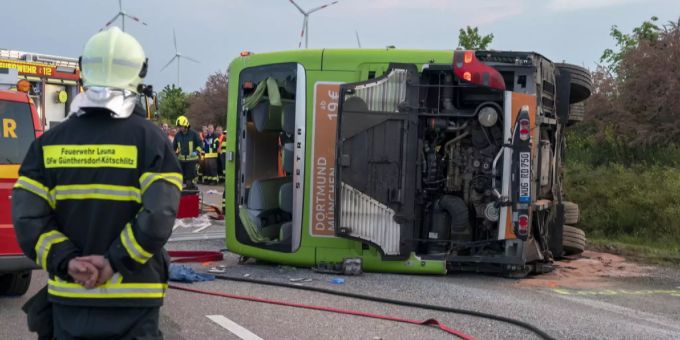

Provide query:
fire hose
left=167, top=250, right=555, bottom=340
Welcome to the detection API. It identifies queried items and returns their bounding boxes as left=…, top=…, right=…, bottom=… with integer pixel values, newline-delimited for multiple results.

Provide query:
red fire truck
left=0, top=70, right=42, bottom=295
left=0, top=49, right=80, bottom=130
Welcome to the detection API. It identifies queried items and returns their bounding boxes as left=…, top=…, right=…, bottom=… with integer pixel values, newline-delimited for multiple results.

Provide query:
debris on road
left=330, top=278, right=345, bottom=285
left=518, top=250, right=654, bottom=289
left=169, top=264, right=215, bottom=283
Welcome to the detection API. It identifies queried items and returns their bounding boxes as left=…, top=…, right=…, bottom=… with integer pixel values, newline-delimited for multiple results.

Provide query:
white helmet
left=80, top=27, right=147, bottom=93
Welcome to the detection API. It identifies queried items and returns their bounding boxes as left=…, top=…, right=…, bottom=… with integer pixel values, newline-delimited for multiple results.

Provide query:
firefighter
left=11, top=27, right=181, bottom=339
left=202, top=124, right=219, bottom=185
left=173, top=115, right=203, bottom=190
left=216, top=125, right=226, bottom=183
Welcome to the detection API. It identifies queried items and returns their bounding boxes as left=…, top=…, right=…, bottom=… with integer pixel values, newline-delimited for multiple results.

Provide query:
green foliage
left=158, top=84, right=189, bottom=123
left=457, top=26, right=494, bottom=50
left=600, top=16, right=661, bottom=73
left=565, top=162, right=680, bottom=247
left=565, top=129, right=680, bottom=248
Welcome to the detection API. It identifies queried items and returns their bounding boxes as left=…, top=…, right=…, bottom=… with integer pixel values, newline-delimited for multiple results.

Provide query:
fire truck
left=0, top=49, right=80, bottom=130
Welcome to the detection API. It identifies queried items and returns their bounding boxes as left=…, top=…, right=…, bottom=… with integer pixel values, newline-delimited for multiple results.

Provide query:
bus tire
left=569, top=102, right=585, bottom=125
left=564, top=201, right=580, bottom=225
left=563, top=225, right=586, bottom=255
left=556, top=63, right=593, bottom=104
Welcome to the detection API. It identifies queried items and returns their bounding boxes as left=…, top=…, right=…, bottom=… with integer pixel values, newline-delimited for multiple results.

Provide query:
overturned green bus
left=223, top=48, right=590, bottom=276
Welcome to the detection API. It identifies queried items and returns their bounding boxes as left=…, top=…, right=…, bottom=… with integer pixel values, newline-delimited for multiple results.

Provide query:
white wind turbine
left=288, top=0, right=340, bottom=48
left=103, top=0, right=147, bottom=31
left=160, top=29, right=200, bottom=87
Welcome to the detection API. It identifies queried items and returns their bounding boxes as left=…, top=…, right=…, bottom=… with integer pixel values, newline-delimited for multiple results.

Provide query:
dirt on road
left=518, top=250, right=655, bottom=289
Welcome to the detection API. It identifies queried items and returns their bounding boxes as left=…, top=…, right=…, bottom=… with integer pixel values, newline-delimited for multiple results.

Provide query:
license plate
left=519, top=152, right=531, bottom=203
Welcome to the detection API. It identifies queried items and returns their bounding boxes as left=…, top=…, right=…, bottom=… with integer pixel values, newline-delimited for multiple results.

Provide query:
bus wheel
left=563, top=225, right=586, bottom=255
left=563, top=201, right=580, bottom=225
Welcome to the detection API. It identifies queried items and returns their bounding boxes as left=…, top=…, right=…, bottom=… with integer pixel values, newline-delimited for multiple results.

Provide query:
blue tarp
left=169, top=264, right=215, bottom=283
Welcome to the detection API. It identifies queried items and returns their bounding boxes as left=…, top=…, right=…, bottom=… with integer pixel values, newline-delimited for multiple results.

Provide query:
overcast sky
left=2, top=0, right=678, bottom=92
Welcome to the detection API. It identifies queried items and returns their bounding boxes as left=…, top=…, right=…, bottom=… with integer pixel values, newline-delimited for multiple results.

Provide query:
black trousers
left=53, top=304, right=162, bottom=340
left=179, top=160, right=197, bottom=185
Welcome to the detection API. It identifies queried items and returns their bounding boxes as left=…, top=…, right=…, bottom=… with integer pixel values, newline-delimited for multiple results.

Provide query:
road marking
left=552, top=288, right=680, bottom=297
left=206, top=315, right=263, bottom=340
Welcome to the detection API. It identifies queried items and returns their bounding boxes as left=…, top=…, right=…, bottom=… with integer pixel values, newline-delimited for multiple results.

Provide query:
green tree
left=600, top=16, right=661, bottom=73
left=158, top=84, right=189, bottom=124
left=457, top=26, right=494, bottom=50
left=187, top=71, right=228, bottom=128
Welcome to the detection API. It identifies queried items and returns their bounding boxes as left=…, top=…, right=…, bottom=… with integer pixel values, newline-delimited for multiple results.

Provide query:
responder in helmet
left=173, top=115, right=203, bottom=190
left=12, top=26, right=181, bottom=340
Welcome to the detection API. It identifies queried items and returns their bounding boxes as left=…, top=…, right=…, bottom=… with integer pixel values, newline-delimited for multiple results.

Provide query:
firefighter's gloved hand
left=77, top=255, right=114, bottom=287
left=68, top=258, right=99, bottom=289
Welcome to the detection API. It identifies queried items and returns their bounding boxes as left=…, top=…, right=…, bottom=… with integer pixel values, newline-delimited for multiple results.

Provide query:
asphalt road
left=2, top=236, right=680, bottom=340
left=2, top=186, right=679, bottom=339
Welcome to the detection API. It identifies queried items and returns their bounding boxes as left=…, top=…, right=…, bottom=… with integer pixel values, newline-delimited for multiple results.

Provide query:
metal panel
left=339, top=183, right=400, bottom=255
left=291, top=64, right=306, bottom=251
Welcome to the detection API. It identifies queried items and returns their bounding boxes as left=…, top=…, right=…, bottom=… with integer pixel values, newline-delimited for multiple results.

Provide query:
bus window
left=1, top=100, right=36, bottom=165
left=235, top=63, right=297, bottom=252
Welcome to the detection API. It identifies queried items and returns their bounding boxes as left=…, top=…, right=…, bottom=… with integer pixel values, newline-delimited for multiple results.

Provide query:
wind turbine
left=160, top=29, right=200, bottom=87
left=355, top=30, right=362, bottom=48
left=103, top=0, right=147, bottom=31
left=288, top=0, right=339, bottom=48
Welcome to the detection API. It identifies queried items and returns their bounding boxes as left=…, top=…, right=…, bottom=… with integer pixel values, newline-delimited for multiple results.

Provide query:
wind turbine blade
left=288, top=0, right=306, bottom=14
left=124, top=13, right=148, bottom=26
left=307, top=0, right=339, bottom=14
left=355, top=30, right=361, bottom=48
left=119, top=0, right=122, bottom=11
left=182, top=56, right=200, bottom=63
left=173, top=29, right=178, bottom=53
left=160, top=56, right=177, bottom=72
left=298, top=18, right=306, bottom=48
left=104, top=13, right=121, bottom=27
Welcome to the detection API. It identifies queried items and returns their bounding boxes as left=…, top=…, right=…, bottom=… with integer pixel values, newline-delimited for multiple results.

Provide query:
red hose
left=167, top=250, right=223, bottom=263
left=169, top=284, right=476, bottom=340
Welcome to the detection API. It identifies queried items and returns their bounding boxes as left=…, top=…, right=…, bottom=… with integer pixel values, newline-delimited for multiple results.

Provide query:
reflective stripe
left=52, top=184, right=141, bottom=203
left=14, top=176, right=55, bottom=208
left=204, top=152, right=218, bottom=158
left=120, top=223, right=153, bottom=264
left=139, top=172, right=183, bottom=193
left=35, top=230, right=68, bottom=270
left=48, top=276, right=166, bottom=299
left=178, top=155, right=199, bottom=161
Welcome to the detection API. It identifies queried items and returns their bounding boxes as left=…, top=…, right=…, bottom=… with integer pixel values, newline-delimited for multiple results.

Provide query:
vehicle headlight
left=478, top=106, right=499, bottom=127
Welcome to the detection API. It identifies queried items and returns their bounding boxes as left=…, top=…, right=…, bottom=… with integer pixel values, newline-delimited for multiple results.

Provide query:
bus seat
left=282, top=143, right=294, bottom=175
left=252, top=100, right=283, bottom=132
left=278, top=182, right=293, bottom=242
left=238, top=176, right=290, bottom=243
left=281, top=101, right=295, bottom=137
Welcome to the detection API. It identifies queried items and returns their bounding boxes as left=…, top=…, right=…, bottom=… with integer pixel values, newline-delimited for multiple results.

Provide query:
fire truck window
left=0, top=101, right=35, bottom=164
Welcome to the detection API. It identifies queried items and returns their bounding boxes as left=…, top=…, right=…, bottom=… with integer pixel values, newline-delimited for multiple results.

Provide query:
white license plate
left=519, top=152, right=531, bottom=203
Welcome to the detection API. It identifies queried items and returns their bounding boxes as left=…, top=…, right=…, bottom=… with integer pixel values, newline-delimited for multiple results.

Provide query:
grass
left=564, top=129, right=680, bottom=265
left=587, top=238, right=680, bottom=267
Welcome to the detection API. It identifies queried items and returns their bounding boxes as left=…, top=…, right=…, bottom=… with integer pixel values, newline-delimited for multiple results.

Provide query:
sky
left=1, top=0, right=678, bottom=92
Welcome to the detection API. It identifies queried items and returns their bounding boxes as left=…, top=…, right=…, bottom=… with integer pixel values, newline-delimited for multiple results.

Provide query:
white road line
left=206, top=315, right=263, bottom=340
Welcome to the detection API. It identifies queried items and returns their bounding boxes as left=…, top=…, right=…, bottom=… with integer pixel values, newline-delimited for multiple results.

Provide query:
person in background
left=160, top=122, right=169, bottom=135
left=202, top=124, right=219, bottom=185
left=168, top=127, right=177, bottom=143
left=197, top=125, right=208, bottom=184
left=173, top=116, right=203, bottom=190
left=215, top=126, right=225, bottom=183
left=12, top=27, right=181, bottom=339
